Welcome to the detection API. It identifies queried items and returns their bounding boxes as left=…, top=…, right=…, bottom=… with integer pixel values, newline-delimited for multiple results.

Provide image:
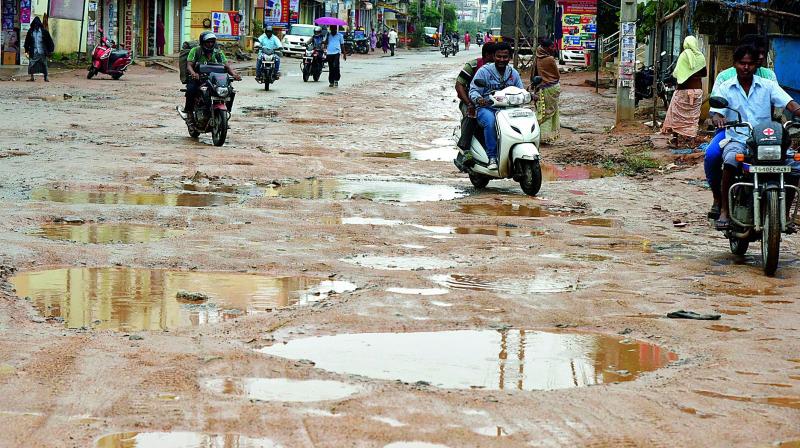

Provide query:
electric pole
left=514, top=0, right=521, bottom=66
left=615, top=0, right=637, bottom=123
left=651, top=0, right=663, bottom=129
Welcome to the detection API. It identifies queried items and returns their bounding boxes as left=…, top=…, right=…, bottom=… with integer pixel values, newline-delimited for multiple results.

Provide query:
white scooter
left=455, top=77, right=543, bottom=196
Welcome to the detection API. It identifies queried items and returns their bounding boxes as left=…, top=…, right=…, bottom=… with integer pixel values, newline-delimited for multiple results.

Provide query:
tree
left=458, top=20, right=484, bottom=35
left=637, top=0, right=682, bottom=41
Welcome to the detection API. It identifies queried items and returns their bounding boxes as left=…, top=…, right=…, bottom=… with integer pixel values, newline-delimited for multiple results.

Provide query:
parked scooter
left=254, top=43, right=280, bottom=91
left=454, top=77, right=544, bottom=196
left=87, top=28, right=131, bottom=80
left=301, top=43, right=325, bottom=82
left=709, top=96, right=800, bottom=276
left=177, top=64, right=237, bottom=146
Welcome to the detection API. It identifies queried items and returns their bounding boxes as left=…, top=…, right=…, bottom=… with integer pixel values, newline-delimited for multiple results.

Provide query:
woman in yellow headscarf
left=661, top=35, right=707, bottom=147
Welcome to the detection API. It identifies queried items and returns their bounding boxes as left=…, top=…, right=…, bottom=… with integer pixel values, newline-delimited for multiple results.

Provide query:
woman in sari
left=23, top=17, right=54, bottom=82
left=661, top=35, right=707, bottom=147
left=534, top=38, right=560, bottom=144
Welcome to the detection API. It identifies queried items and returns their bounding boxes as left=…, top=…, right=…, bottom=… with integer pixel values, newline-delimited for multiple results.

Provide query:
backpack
left=179, top=40, right=198, bottom=84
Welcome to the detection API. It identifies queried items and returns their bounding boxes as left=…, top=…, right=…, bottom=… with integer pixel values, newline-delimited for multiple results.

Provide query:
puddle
left=342, top=256, right=456, bottom=270
left=474, top=426, right=512, bottom=437
left=694, top=390, right=800, bottom=409
left=31, top=188, right=238, bottom=207
left=203, top=377, right=361, bottom=402
left=541, top=253, right=612, bottom=262
left=706, top=325, right=749, bottom=333
left=10, top=268, right=356, bottom=331
left=180, top=181, right=260, bottom=195
left=363, top=146, right=458, bottom=161
left=567, top=217, right=620, bottom=228
left=259, top=329, right=677, bottom=390
left=430, top=273, right=577, bottom=294
left=456, top=203, right=566, bottom=217
left=263, top=178, right=467, bottom=202
left=341, top=217, right=403, bottom=226
left=95, top=432, right=279, bottom=447
left=454, top=226, right=544, bottom=237
left=541, top=164, right=615, bottom=181
left=383, top=443, right=451, bottom=448
left=29, top=223, right=184, bottom=244
left=386, top=288, right=449, bottom=296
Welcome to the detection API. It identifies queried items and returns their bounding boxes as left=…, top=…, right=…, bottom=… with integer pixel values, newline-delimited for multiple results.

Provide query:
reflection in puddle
left=94, top=432, right=279, bottom=448
left=454, top=226, right=543, bottom=237
left=260, top=330, right=676, bottom=390
left=456, top=203, right=564, bottom=217
left=203, top=377, right=361, bottom=402
left=363, top=147, right=458, bottom=161
left=694, top=390, right=800, bottom=409
left=541, top=253, right=612, bottom=262
left=386, top=287, right=449, bottom=296
left=342, top=256, right=456, bottom=270
left=430, top=273, right=577, bottom=294
left=30, top=223, right=184, bottom=244
left=31, top=188, right=238, bottom=207
left=473, top=426, right=512, bottom=437
left=567, top=218, right=620, bottom=228
left=10, top=268, right=356, bottom=331
left=706, top=325, right=749, bottom=333
left=263, top=178, right=467, bottom=202
left=541, top=164, right=615, bottom=181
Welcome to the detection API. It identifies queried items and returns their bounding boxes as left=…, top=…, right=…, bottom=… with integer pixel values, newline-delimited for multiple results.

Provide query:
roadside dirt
left=0, top=58, right=799, bottom=448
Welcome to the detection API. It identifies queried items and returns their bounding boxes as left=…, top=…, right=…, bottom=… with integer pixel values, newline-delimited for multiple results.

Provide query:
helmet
left=265, top=25, right=274, bottom=32
left=314, top=26, right=322, bottom=34
left=199, top=31, right=217, bottom=44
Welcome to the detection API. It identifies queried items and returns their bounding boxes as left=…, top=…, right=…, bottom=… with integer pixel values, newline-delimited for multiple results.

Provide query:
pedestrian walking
left=464, top=31, right=470, bottom=50
left=381, top=31, right=389, bottom=54
left=324, top=25, right=346, bottom=87
left=534, top=38, right=561, bottom=144
left=661, top=35, right=707, bottom=147
left=370, top=30, right=377, bottom=52
left=23, top=17, right=54, bottom=82
left=156, top=16, right=166, bottom=56
left=388, top=28, right=398, bottom=56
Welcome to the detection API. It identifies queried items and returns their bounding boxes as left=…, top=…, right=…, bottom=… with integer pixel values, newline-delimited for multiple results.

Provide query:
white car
left=560, top=49, right=586, bottom=65
left=282, top=24, right=317, bottom=57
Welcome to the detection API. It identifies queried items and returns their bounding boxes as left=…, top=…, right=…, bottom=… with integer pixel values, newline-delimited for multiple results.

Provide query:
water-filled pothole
left=203, top=377, right=361, bottom=402
left=454, top=226, right=544, bottom=237
left=263, top=178, right=467, bottom=202
left=567, top=217, right=620, bottom=228
left=10, top=268, right=355, bottom=331
left=95, top=432, right=279, bottom=447
left=259, top=329, right=677, bottom=390
left=29, top=223, right=184, bottom=244
left=363, top=147, right=458, bottom=162
left=31, top=188, right=237, bottom=207
left=342, top=256, right=457, bottom=270
left=430, top=274, right=577, bottom=294
left=456, top=202, right=567, bottom=217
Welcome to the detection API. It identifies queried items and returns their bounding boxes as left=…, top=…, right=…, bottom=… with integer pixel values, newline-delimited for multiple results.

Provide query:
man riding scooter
left=180, top=31, right=241, bottom=131
left=454, top=42, right=495, bottom=170
left=469, top=42, right=524, bottom=170
left=258, top=25, right=283, bottom=79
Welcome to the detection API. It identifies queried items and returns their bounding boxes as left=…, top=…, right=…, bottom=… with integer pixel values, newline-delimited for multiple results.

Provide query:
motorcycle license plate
left=746, top=165, right=791, bottom=173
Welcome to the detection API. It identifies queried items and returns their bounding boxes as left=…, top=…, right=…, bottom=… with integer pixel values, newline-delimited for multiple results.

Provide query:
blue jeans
left=476, top=107, right=498, bottom=159
left=257, top=53, right=280, bottom=76
left=704, top=129, right=725, bottom=196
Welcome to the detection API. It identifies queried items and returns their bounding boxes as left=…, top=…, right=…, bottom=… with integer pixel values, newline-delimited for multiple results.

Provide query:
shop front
left=1, top=0, right=30, bottom=65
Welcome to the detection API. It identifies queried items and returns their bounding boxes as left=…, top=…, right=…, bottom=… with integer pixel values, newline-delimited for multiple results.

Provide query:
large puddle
left=31, top=188, right=238, bottom=207
left=29, top=223, right=184, bottom=244
left=10, top=268, right=356, bottom=331
left=454, top=226, right=544, bottom=237
left=202, top=377, right=361, bottom=402
left=95, top=432, right=279, bottom=447
left=429, top=274, right=577, bottom=294
left=262, top=178, right=467, bottom=202
left=363, top=146, right=458, bottom=162
left=456, top=202, right=567, bottom=217
left=259, top=330, right=677, bottom=390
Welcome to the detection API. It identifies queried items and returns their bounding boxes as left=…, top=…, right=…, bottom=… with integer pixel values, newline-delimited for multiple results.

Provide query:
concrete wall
left=190, top=0, right=223, bottom=40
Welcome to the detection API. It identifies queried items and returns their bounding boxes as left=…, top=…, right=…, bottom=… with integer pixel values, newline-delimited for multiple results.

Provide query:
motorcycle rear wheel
left=211, top=110, right=228, bottom=147
left=761, top=189, right=781, bottom=276
left=519, top=160, right=543, bottom=197
left=469, top=172, right=490, bottom=189
left=112, top=73, right=123, bottom=80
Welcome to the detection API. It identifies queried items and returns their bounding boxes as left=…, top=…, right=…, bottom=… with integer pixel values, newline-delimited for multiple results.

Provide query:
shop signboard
left=264, top=0, right=290, bottom=28
left=558, top=0, right=596, bottom=51
left=50, top=0, right=87, bottom=21
left=289, top=0, right=299, bottom=24
left=211, top=11, right=240, bottom=39
left=123, top=0, right=133, bottom=52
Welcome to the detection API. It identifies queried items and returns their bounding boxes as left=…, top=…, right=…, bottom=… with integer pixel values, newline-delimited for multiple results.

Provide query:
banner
left=211, top=11, right=240, bottom=39
left=289, top=0, right=299, bottom=24
left=50, top=0, right=86, bottom=21
left=559, top=0, right=596, bottom=51
left=264, top=0, right=290, bottom=28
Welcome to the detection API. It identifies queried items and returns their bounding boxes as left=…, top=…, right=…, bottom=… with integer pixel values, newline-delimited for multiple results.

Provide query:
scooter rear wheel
left=112, top=73, right=123, bottom=80
left=469, top=173, right=490, bottom=189
left=87, top=67, right=96, bottom=79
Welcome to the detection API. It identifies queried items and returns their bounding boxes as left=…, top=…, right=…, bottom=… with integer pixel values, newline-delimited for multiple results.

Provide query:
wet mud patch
left=429, top=273, right=578, bottom=294
left=10, top=268, right=356, bottom=331
left=263, top=178, right=467, bottom=202
left=454, top=225, right=544, bottom=237
left=541, top=253, right=613, bottom=262
left=30, top=187, right=238, bottom=207
left=342, top=255, right=457, bottom=271
left=695, top=283, right=779, bottom=298
left=693, top=390, right=800, bottom=410
left=455, top=202, right=574, bottom=217
left=541, top=163, right=616, bottom=181
left=567, top=217, right=621, bottom=228
left=386, top=287, right=449, bottom=296
left=362, top=146, right=459, bottom=162
left=95, top=432, right=279, bottom=447
left=29, top=223, right=184, bottom=244
left=202, top=377, right=362, bottom=402
left=259, top=329, right=677, bottom=390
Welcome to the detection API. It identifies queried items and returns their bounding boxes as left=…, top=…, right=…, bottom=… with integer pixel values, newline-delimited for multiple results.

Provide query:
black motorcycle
left=353, top=36, right=370, bottom=54
left=343, top=33, right=355, bottom=56
left=476, top=34, right=484, bottom=46
left=710, top=96, right=800, bottom=276
left=302, top=44, right=325, bottom=82
left=178, top=64, right=236, bottom=147
left=255, top=47, right=280, bottom=91
left=634, top=53, right=677, bottom=108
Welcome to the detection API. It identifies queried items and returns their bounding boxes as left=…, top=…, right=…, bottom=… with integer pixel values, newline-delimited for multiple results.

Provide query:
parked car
left=424, top=26, right=437, bottom=45
left=282, top=24, right=317, bottom=57
left=560, top=48, right=585, bottom=65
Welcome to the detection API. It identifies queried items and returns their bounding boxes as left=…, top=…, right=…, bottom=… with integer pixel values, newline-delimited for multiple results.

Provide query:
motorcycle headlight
left=757, top=145, right=782, bottom=161
left=215, top=86, right=229, bottom=97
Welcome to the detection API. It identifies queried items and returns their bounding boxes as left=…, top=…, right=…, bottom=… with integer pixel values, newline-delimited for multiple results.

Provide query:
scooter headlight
left=215, top=86, right=229, bottom=97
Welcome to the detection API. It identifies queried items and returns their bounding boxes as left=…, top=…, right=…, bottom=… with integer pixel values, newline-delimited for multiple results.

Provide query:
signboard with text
left=211, top=11, right=240, bottom=39
left=264, top=0, right=290, bottom=28
left=559, top=0, right=596, bottom=51
left=50, top=0, right=86, bottom=21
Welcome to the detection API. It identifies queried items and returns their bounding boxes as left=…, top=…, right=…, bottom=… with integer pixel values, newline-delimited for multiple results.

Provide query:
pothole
left=386, top=287, right=449, bottom=296
left=259, top=329, right=677, bottom=390
left=454, top=226, right=544, bottom=237
left=29, top=223, right=184, bottom=244
left=362, top=147, right=458, bottom=161
left=202, top=377, right=361, bottom=402
left=10, top=268, right=356, bottom=331
left=94, top=432, right=279, bottom=447
left=456, top=202, right=569, bottom=217
left=342, top=255, right=457, bottom=270
left=567, top=217, right=620, bottom=228
left=262, top=178, right=467, bottom=202
left=541, top=163, right=616, bottom=181
left=31, top=188, right=238, bottom=207
left=429, top=273, right=577, bottom=294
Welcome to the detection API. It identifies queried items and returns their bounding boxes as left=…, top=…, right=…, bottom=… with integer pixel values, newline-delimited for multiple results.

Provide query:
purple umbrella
left=315, top=17, right=347, bottom=26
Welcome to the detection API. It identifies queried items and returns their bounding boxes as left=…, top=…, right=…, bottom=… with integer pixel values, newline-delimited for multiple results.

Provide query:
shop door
left=1, top=0, right=22, bottom=65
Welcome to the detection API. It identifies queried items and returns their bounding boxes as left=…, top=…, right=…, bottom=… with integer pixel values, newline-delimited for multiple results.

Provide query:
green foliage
left=457, top=20, right=484, bottom=36
left=597, top=0, right=619, bottom=37
left=637, top=0, right=682, bottom=41
left=408, top=1, right=457, bottom=32
left=410, top=27, right=425, bottom=48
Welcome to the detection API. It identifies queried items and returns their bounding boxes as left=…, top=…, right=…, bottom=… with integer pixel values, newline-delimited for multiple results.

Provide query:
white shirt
left=388, top=31, right=398, bottom=44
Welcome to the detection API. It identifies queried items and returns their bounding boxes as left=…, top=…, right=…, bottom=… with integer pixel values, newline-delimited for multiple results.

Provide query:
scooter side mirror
left=474, top=79, right=487, bottom=88
left=709, top=96, right=729, bottom=109
left=531, top=76, right=543, bottom=87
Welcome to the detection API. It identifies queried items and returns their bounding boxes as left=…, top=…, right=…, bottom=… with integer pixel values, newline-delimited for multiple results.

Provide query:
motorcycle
left=255, top=45, right=280, bottom=91
left=453, top=77, right=544, bottom=196
left=709, top=95, right=800, bottom=276
left=301, top=44, right=325, bottom=82
left=477, top=34, right=484, bottom=47
left=353, top=36, right=370, bottom=54
left=177, top=64, right=237, bottom=147
left=87, top=29, right=131, bottom=80
left=441, top=39, right=452, bottom=57
left=634, top=52, right=676, bottom=108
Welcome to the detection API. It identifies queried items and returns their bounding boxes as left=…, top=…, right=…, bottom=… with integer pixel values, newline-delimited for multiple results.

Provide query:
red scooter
left=87, top=29, right=131, bottom=80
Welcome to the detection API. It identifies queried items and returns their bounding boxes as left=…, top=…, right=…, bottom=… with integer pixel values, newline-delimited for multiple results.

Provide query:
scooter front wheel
left=519, top=160, right=543, bottom=196
left=112, top=73, right=123, bottom=80
left=87, top=67, right=96, bottom=79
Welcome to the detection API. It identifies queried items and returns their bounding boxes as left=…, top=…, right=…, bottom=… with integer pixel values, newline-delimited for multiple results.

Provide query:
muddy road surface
left=0, top=47, right=799, bottom=448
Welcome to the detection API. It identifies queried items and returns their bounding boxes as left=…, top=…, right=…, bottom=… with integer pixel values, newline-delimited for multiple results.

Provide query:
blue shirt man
left=326, top=30, right=345, bottom=55
left=469, top=43, right=523, bottom=170
left=258, top=26, right=283, bottom=75
left=324, top=26, right=347, bottom=87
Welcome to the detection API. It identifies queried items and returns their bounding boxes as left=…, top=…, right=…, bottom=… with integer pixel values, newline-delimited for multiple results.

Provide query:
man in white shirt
left=388, top=28, right=398, bottom=56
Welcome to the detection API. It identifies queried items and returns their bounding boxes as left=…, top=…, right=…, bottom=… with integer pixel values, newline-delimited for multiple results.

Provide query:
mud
left=429, top=273, right=578, bottom=294
left=95, top=432, right=280, bottom=447
left=29, top=223, right=184, bottom=243
left=455, top=202, right=569, bottom=217
left=31, top=187, right=238, bottom=207
left=263, top=178, right=467, bottom=202
left=202, top=377, right=362, bottom=402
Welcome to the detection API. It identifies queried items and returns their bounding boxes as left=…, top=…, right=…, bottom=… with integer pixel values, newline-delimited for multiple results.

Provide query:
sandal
left=715, top=218, right=730, bottom=231
left=707, top=204, right=720, bottom=220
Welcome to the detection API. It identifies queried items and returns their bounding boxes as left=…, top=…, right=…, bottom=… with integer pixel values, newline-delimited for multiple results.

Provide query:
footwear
left=329, top=82, right=334, bottom=87
left=334, top=81, right=339, bottom=87
left=715, top=217, right=730, bottom=231
left=487, top=158, right=498, bottom=170
left=707, top=203, right=720, bottom=220
left=176, top=105, right=188, bottom=120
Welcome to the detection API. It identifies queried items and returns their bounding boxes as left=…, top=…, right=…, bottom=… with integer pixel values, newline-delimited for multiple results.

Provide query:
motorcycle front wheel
left=761, top=189, right=781, bottom=276
left=519, top=160, right=543, bottom=196
left=302, top=67, right=310, bottom=82
left=211, top=110, right=228, bottom=147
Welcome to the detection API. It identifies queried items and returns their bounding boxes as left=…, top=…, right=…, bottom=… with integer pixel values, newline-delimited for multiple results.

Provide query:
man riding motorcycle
left=182, top=31, right=241, bottom=130
left=711, top=44, right=800, bottom=230
left=468, top=42, right=524, bottom=170
left=258, top=25, right=283, bottom=78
